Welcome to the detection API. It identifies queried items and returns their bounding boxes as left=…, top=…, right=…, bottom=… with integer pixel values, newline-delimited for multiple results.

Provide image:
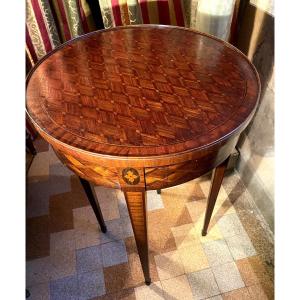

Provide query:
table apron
left=49, top=134, right=238, bottom=190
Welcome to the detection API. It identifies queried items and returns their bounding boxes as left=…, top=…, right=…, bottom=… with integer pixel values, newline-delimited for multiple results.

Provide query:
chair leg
left=79, top=177, right=107, bottom=233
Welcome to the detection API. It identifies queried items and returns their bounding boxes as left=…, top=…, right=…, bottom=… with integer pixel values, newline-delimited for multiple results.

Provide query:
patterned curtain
left=26, top=0, right=99, bottom=65
left=26, top=0, right=238, bottom=67
left=98, top=0, right=185, bottom=28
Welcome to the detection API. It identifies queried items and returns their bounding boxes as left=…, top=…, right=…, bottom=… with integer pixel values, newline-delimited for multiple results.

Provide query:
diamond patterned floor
left=26, top=137, right=274, bottom=300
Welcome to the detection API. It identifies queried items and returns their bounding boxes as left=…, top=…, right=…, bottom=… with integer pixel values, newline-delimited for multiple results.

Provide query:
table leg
left=202, top=157, right=229, bottom=236
left=124, top=190, right=151, bottom=285
left=26, top=132, right=37, bottom=155
left=79, top=177, right=107, bottom=233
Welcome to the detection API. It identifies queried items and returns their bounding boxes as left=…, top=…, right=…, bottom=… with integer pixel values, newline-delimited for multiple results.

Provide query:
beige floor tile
left=178, top=244, right=209, bottom=273
left=236, top=256, right=271, bottom=287
left=94, top=186, right=120, bottom=221
left=50, top=247, right=76, bottom=280
left=171, top=223, right=199, bottom=249
left=202, top=240, right=233, bottom=266
left=74, top=223, right=101, bottom=250
left=127, top=252, right=146, bottom=287
left=186, top=197, right=235, bottom=224
left=134, top=281, right=165, bottom=300
left=212, top=262, right=245, bottom=293
left=50, top=231, right=76, bottom=281
left=154, top=250, right=185, bottom=280
left=217, top=214, right=247, bottom=238
left=247, top=284, right=269, bottom=300
left=215, top=199, right=236, bottom=216
left=162, top=180, right=205, bottom=202
left=161, top=275, right=193, bottom=300
left=50, top=229, right=76, bottom=252
left=147, top=190, right=164, bottom=211
left=73, top=206, right=98, bottom=229
left=194, top=218, right=223, bottom=243
left=27, top=152, right=50, bottom=183
left=199, top=179, right=211, bottom=197
left=222, top=287, right=252, bottom=299
left=185, top=200, right=207, bottom=222
left=226, top=234, right=256, bottom=260
left=200, top=181, right=229, bottom=202
left=187, top=268, right=220, bottom=299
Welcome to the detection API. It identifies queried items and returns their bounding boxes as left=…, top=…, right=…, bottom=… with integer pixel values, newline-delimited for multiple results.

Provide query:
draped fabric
left=26, top=0, right=97, bottom=65
left=26, top=0, right=237, bottom=67
left=98, top=0, right=185, bottom=28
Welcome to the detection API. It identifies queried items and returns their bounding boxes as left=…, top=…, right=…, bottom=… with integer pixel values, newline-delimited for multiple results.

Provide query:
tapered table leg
left=124, top=190, right=151, bottom=285
left=79, top=177, right=107, bottom=233
left=202, top=157, right=229, bottom=236
left=26, top=132, right=37, bottom=155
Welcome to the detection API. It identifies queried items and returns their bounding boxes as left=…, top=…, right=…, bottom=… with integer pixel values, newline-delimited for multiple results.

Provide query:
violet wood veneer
left=26, top=25, right=260, bottom=285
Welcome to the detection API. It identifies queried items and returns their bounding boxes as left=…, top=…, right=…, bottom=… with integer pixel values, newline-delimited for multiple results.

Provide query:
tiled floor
left=26, top=137, right=274, bottom=299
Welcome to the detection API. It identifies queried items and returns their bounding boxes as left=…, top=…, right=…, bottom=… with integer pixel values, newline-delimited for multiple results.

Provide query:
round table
left=26, top=25, right=260, bottom=285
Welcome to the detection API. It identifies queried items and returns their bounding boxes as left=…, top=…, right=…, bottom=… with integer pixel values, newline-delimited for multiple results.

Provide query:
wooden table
left=26, top=25, right=260, bottom=285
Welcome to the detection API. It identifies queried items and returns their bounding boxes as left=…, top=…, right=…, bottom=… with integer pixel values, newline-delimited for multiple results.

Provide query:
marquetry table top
left=26, top=25, right=260, bottom=158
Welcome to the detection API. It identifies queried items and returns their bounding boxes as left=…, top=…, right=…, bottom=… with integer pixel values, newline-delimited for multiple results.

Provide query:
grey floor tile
left=147, top=190, right=164, bottom=211
left=101, top=240, right=128, bottom=267
left=226, top=233, right=256, bottom=260
left=26, top=283, right=49, bottom=300
left=48, top=175, right=71, bottom=196
left=99, top=218, right=124, bottom=244
left=212, top=262, right=245, bottom=293
left=48, top=164, right=72, bottom=195
left=26, top=257, right=52, bottom=286
left=202, top=240, right=233, bottom=266
left=217, top=214, right=247, bottom=238
left=78, top=269, right=105, bottom=299
left=121, top=216, right=134, bottom=238
left=116, top=191, right=129, bottom=218
left=187, top=269, right=220, bottom=299
left=49, top=274, right=78, bottom=300
left=76, top=245, right=103, bottom=274
left=48, top=146, right=61, bottom=165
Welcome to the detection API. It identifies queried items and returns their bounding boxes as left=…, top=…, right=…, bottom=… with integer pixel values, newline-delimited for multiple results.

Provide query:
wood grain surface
left=26, top=25, right=260, bottom=161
